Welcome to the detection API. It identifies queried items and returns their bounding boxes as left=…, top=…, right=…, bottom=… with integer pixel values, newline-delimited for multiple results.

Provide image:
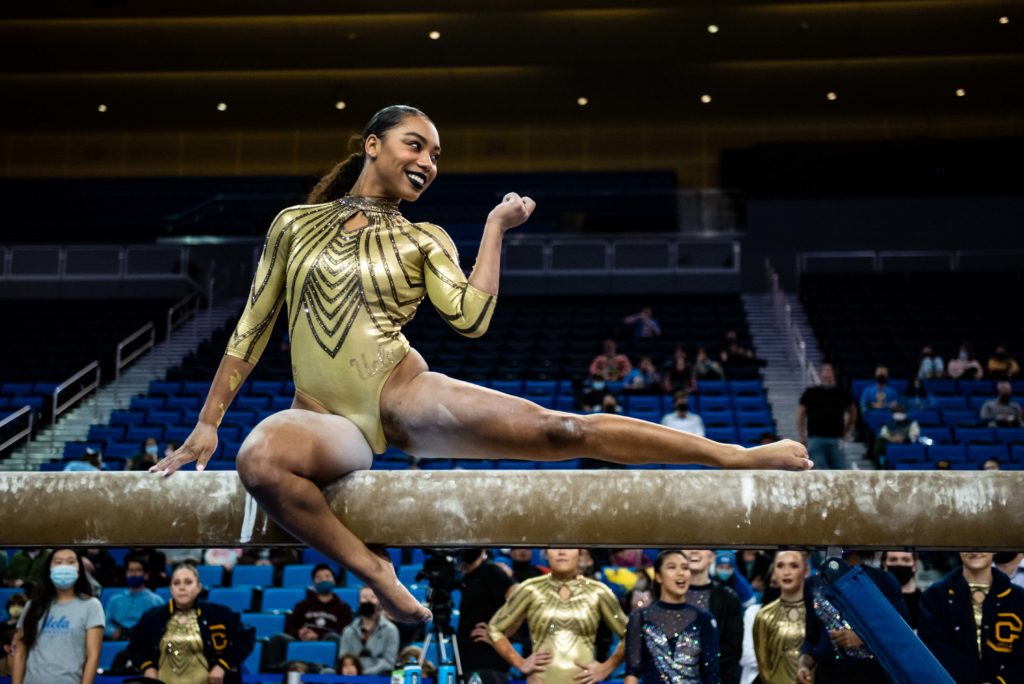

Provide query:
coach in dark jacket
left=129, top=599, right=255, bottom=683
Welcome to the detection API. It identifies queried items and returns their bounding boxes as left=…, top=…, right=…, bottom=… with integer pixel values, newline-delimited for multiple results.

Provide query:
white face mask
left=893, top=412, right=908, bottom=422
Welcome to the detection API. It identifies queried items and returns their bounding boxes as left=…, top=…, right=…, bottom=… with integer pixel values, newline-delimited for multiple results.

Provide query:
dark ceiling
left=1, top=0, right=1021, bottom=131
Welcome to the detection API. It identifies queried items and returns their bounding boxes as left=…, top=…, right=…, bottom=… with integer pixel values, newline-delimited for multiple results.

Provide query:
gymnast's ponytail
left=307, top=104, right=430, bottom=204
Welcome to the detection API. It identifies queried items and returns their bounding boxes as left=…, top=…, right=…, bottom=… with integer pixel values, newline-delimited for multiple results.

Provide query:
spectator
left=623, top=356, right=661, bottom=393
left=338, top=587, right=400, bottom=676
left=128, top=437, right=161, bottom=472
left=797, top=551, right=908, bottom=684
left=919, top=552, right=1024, bottom=683
left=126, top=547, right=169, bottom=589
left=456, top=548, right=517, bottom=684
left=11, top=548, right=104, bottom=684
left=80, top=548, right=123, bottom=588
left=683, top=550, right=743, bottom=684
left=859, top=365, right=898, bottom=414
left=917, top=345, right=944, bottom=380
left=661, top=346, right=694, bottom=394
left=589, top=393, right=623, bottom=415
left=4, top=549, right=51, bottom=589
left=980, top=381, right=1023, bottom=427
left=660, top=391, right=705, bottom=437
left=797, top=363, right=856, bottom=470
left=947, top=343, right=984, bottom=380
left=130, top=563, right=254, bottom=683
left=719, top=343, right=764, bottom=375
left=693, top=348, right=725, bottom=381
left=63, top=447, right=104, bottom=472
left=737, top=551, right=772, bottom=595
left=753, top=551, right=807, bottom=684
left=506, top=548, right=544, bottom=583
left=983, top=458, right=1002, bottom=471
left=902, top=377, right=934, bottom=411
left=338, top=652, right=363, bottom=675
left=875, top=405, right=921, bottom=462
left=589, top=339, right=632, bottom=382
left=0, top=625, right=13, bottom=678
left=623, top=306, right=662, bottom=340
left=880, top=551, right=922, bottom=630
left=987, top=344, right=1021, bottom=380
left=994, top=552, right=1024, bottom=588
left=104, top=555, right=163, bottom=640
left=623, top=550, right=719, bottom=684
left=3, top=593, right=26, bottom=630
left=486, top=548, right=627, bottom=684
left=714, top=551, right=756, bottom=609
left=263, top=564, right=352, bottom=672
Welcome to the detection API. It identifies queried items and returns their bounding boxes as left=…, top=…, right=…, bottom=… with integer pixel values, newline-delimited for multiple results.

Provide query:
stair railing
left=766, top=259, right=820, bottom=388
left=0, top=405, right=34, bottom=456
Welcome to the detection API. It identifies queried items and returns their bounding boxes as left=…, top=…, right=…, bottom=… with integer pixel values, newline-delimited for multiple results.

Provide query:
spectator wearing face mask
left=947, top=343, right=984, bottom=380
left=338, top=586, right=399, bottom=675
left=660, top=392, right=705, bottom=437
left=980, top=381, right=1023, bottom=427
left=987, top=345, right=1021, bottom=380
left=917, top=345, right=944, bottom=380
left=129, top=437, right=162, bottom=471
left=902, top=378, right=935, bottom=411
left=880, top=551, right=921, bottom=630
left=874, top=405, right=920, bottom=463
left=264, top=564, right=351, bottom=672
left=3, top=594, right=27, bottom=630
left=104, top=555, right=163, bottom=640
left=63, top=447, right=104, bottom=472
left=714, top=552, right=756, bottom=609
left=859, top=365, right=898, bottom=415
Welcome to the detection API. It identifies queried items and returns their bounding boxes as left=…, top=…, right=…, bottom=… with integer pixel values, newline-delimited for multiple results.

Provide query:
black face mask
left=888, top=565, right=916, bottom=586
left=676, top=403, right=688, bottom=413
left=358, top=601, right=377, bottom=618
left=511, top=559, right=533, bottom=570
left=876, top=374, right=889, bottom=385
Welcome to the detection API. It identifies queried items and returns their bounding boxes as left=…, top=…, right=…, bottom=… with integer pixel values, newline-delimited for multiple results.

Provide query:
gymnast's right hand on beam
left=149, top=421, right=219, bottom=476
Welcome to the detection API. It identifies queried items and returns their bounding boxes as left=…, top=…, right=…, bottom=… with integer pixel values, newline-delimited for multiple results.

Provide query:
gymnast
left=150, top=104, right=811, bottom=624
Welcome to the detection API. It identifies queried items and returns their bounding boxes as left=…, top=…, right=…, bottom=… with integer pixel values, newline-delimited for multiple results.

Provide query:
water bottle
left=404, top=663, right=422, bottom=684
left=467, top=672, right=483, bottom=684
left=392, top=669, right=404, bottom=684
left=437, top=663, right=457, bottom=684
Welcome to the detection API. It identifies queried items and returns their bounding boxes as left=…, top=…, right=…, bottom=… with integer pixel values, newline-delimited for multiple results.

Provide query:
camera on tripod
left=416, top=548, right=465, bottom=632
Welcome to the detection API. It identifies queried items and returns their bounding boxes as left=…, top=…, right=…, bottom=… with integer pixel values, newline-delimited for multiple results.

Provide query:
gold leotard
left=487, top=575, right=628, bottom=684
left=752, top=598, right=805, bottom=684
left=225, top=195, right=496, bottom=453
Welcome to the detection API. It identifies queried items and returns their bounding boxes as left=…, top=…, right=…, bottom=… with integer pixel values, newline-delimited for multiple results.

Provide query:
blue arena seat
left=232, top=564, right=274, bottom=588
left=244, top=642, right=263, bottom=674
left=287, top=641, right=338, bottom=667
left=108, top=410, right=145, bottom=426
left=933, top=396, right=968, bottom=411
left=165, top=396, right=199, bottom=411
left=99, top=641, right=128, bottom=671
left=697, top=380, right=727, bottom=395
left=954, top=427, right=996, bottom=444
left=966, top=444, right=1009, bottom=464
left=398, top=565, right=423, bottom=586
left=249, top=380, right=284, bottom=396
left=124, top=425, right=163, bottom=442
left=886, top=443, right=927, bottom=465
left=208, top=588, right=253, bottom=613
left=729, top=380, right=764, bottom=396
left=923, top=379, right=957, bottom=395
left=941, top=410, right=978, bottom=426
left=262, top=588, right=305, bottom=613
left=281, top=564, right=316, bottom=587
left=625, top=395, right=662, bottom=413
left=129, top=396, right=164, bottom=411
left=87, top=425, right=125, bottom=443
left=244, top=613, right=285, bottom=640
left=908, top=410, right=941, bottom=426
left=996, top=428, right=1024, bottom=444
left=920, top=426, right=953, bottom=444
left=959, top=380, right=995, bottom=396
left=705, top=427, right=738, bottom=443
left=333, top=587, right=360, bottom=610
left=196, top=564, right=224, bottom=587
left=928, top=444, right=968, bottom=463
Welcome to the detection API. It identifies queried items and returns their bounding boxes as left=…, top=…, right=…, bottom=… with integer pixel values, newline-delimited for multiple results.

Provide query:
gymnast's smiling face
left=363, top=115, right=441, bottom=202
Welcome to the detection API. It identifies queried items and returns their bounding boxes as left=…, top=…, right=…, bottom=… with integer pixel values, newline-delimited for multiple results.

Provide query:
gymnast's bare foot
left=367, top=550, right=433, bottom=624
left=735, top=439, right=813, bottom=471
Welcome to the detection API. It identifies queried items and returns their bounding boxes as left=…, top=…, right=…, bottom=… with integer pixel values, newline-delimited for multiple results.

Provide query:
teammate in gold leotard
left=151, top=105, right=811, bottom=624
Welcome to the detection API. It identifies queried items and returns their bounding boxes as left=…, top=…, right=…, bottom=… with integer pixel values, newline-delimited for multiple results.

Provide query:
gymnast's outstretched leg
left=382, top=350, right=810, bottom=469
left=230, top=408, right=431, bottom=623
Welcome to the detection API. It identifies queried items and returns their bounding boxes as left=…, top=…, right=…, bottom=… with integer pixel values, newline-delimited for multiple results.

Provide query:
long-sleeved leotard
left=225, top=195, right=496, bottom=454
left=487, top=575, right=628, bottom=684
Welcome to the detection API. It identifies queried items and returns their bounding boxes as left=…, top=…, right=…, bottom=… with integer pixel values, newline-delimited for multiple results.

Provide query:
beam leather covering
left=0, top=470, right=1020, bottom=550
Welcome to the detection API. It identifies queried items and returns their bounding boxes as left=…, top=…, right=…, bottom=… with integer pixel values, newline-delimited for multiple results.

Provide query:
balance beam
left=0, top=470, right=1020, bottom=550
